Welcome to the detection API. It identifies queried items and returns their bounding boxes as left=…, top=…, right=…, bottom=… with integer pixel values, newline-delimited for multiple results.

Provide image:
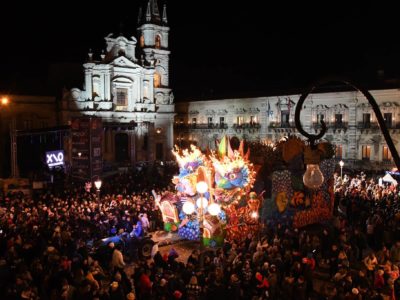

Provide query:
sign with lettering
left=46, top=150, right=64, bottom=168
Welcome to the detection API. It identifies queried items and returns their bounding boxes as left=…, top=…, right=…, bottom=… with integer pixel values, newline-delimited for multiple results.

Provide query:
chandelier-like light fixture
left=295, top=78, right=400, bottom=188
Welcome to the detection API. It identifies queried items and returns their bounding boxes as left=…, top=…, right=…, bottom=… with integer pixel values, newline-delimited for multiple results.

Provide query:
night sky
left=1, top=0, right=399, bottom=100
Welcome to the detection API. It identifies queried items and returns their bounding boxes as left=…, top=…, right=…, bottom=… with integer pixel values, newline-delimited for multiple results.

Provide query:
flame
left=172, top=144, right=205, bottom=169
left=211, top=150, right=255, bottom=189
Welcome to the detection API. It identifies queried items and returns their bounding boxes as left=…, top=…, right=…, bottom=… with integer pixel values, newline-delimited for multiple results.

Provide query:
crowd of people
left=2, top=163, right=400, bottom=299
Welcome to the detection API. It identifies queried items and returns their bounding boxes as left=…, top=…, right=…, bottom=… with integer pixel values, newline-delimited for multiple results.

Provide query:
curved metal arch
left=294, top=78, right=400, bottom=170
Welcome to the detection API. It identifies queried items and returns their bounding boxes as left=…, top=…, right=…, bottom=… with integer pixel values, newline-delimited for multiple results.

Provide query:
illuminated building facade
left=175, top=89, right=400, bottom=168
left=61, top=0, right=174, bottom=165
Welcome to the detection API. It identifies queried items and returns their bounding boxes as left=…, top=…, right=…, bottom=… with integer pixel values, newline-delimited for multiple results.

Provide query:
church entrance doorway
left=115, top=133, right=129, bottom=162
left=156, top=143, right=163, bottom=160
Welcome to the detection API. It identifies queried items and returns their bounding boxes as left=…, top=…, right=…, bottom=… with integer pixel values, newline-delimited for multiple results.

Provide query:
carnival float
left=262, top=136, right=336, bottom=228
left=154, top=135, right=336, bottom=246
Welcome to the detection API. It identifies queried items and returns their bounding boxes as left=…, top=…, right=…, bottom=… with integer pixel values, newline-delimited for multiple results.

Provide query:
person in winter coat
left=111, top=246, right=126, bottom=271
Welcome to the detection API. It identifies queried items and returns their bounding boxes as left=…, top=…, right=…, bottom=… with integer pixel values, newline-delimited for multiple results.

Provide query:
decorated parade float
left=154, top=135, right=336, bottom=246
left=153, top=137, right=263, bottom=246
left=261, top=136, right=336, bottom=228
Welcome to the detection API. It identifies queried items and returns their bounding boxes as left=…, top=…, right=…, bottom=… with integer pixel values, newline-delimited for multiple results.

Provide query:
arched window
left=140, top=35, right=145, bottom=48
left=154, top=72, right=161, bottom=88
left=92, top=76, right=100, bottom=99
left=155, top=35, right=161, bottom=49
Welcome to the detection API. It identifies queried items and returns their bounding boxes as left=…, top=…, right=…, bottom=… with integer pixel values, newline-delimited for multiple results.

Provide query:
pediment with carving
left=111, top=56, right=141, bottom=68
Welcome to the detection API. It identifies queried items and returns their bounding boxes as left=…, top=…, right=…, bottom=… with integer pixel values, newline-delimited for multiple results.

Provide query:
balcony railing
left=357, top=122, right=379, bottom=129
left=268, top=121, right=295, bottom=128
left=174, top=123, right=228, bottom=130
left=232, top=123, right=261, bottom=129
left=385, top=122, right=400, bottom=129
left=312, top=122, right=348, bottom=130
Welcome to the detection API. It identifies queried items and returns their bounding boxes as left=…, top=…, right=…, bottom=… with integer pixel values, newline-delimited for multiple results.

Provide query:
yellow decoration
left=275, top=192, right=289, bottom=213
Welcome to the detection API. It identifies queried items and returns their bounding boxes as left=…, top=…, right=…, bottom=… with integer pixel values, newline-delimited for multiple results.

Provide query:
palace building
left=175, top=88, right=400, bottom=169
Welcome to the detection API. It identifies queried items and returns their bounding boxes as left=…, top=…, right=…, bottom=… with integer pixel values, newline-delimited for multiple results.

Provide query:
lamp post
left=294, top=78, right=400, bottom=186
left=196, top=181, right=208, bottom=269
left=0, top=97, right=9, bottom=178
left=0, top=96, right=18, bottom=178
left=339, top=160, right=344, bottom=181
left=182, top=180, right=221, bottom=269
left=94, top=178, right=102, bottom=202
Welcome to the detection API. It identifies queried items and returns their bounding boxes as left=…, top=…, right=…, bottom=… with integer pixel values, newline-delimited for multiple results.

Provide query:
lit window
left=362, top=145, right=371, bottom=160
left=250, top=116, right=258, bottom=124
left=92, top=77, right=100, bottom=98
left=155, top=35, right=161, bottom=49
left=154, top=72, right=161, bottom=88
left=116, top=88, right=128, bottom=108
left=140, top=35, right=145, bottom=48
left=317, top=114, right=325, bottom=123
left=383, top=146, right=392, bottom=161
left=237, top=116, right=244, bottom=126
left=220, top=117, right=225, bottom=126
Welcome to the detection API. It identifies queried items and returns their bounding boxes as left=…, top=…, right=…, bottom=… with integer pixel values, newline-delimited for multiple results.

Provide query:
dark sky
left=1, top=0, right=399, bottom=100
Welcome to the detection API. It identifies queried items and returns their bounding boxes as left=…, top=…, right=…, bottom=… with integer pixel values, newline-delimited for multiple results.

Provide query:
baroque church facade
left=61, top=0, right=174, bottom=165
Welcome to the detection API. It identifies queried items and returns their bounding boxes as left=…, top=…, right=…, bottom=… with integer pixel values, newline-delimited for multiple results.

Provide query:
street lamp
left=0, top=97, right=18, bottom=178
left=196, top=181, right=208, bottom=269
left=1, top=97, right=9, bottom=106
left=94, top=178, right=102, bottom=201
left=339, top=160, right=344, bottom=181
left=182, top=181, right=221, bottom=269
left=295, top=78, right=400, bottom=187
